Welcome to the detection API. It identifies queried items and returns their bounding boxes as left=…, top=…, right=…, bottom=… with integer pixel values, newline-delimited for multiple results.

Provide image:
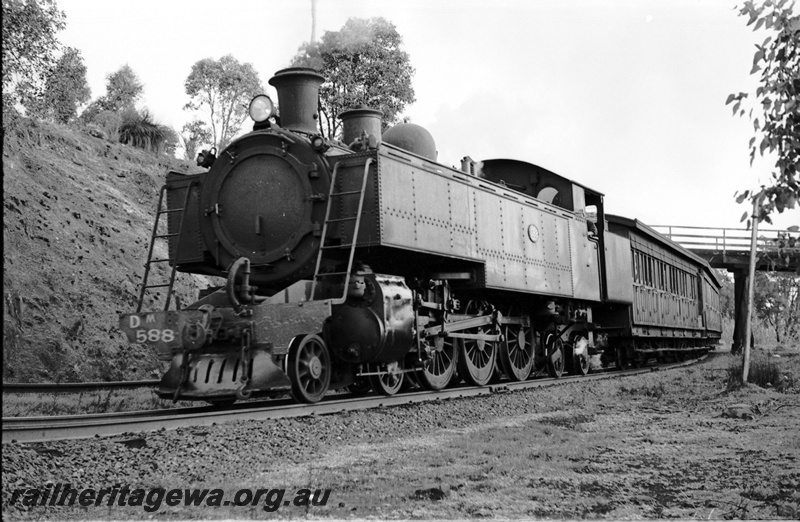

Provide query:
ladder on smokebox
left=136, top=182, right=195, bottom=312
left=311, top=158, right=374, bottom=304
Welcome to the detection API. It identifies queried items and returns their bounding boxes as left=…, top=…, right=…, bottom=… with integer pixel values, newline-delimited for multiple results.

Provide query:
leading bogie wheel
left=546, top=334, right=565, bottom=379
left=287, top=334, right=331, bottom=403
left=368, top=361, right=405, bottom=396
left=416, top=335, right=458, bottom=390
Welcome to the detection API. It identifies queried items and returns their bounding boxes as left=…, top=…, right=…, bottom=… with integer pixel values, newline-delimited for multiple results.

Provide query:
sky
left=56, top=0, right=799, bottom=231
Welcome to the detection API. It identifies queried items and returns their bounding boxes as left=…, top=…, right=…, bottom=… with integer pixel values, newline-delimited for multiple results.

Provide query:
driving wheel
left=456, top=301, right=497, bottom=386
left=498, top=308, right=534, bottom=381
left=416, top=334, right=457, bottom=390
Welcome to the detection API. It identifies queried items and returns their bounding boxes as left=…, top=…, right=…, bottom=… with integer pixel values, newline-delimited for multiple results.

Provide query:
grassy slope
left=2, top=116, right=212, bottom=383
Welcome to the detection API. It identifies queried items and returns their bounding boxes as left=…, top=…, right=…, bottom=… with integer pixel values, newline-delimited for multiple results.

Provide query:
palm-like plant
left=118, top=108, right=170, bottom=153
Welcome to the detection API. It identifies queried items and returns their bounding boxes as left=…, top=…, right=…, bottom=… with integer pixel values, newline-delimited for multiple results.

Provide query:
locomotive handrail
left=311, top=158, right=374, bottom=304
left=137, top=180, right=197, bottom=312
left=335, top=158, right=374, bottom=306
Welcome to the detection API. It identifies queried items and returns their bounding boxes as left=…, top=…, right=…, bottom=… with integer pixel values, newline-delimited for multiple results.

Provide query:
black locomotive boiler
left=119, top=67, right=722, bottom=404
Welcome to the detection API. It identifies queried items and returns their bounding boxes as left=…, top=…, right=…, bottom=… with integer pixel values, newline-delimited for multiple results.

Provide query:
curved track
left=2, top=356, right=708, bottom=444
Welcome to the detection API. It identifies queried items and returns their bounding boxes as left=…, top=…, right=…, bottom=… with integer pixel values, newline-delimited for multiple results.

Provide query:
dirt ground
left=2, top=115, right=207, bottom=383
left=3, top=350, right=798, bottom=520
left=293, top=351, right=800, bottom=520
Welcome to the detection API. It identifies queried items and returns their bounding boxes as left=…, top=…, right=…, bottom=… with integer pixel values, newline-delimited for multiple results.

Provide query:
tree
left=36, top=47, right=91, bottom=123
left=291, top=17, right=416, bottom=139
left=728, top=0, right=800, bottom=225
left=2, top=0, right=66, bottom=112
left=180, top=119, right=212, bottom=161
left=103, top=64, right=143, bottom=112
left=162, top=126, right=179, bottom=157
left=753, top=271, right=800, bottom=342
left=183, top=54, right=263, bottom=151
left=717, top=269, right=737, bottom=319
left=79, top=64, right=144, bottom=142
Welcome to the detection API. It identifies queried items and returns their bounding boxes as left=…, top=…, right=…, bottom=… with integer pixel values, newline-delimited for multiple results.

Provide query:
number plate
left=119, top=310, right=206, bottom=356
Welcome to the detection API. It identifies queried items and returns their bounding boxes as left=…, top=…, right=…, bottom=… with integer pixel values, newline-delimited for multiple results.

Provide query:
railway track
left=2, top=356, right=707, bottom=444
left=2, top=380, right=160, bottom=394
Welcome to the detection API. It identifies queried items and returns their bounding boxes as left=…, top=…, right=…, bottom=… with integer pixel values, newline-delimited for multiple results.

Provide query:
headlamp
left=249, top=94, right=274, bottom=123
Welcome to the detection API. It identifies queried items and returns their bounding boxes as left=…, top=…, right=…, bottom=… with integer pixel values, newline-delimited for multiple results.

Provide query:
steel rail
left=2, top=380, right=160, bottom=394
left=2, top=356, right=707, bottom=445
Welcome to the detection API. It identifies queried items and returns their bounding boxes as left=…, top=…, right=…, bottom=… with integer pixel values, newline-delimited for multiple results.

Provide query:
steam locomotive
left=119, top=67, right=722, bottom=404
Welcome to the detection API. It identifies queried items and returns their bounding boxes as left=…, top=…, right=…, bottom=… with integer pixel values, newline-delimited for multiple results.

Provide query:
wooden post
left=731, top=269, right=747, bottom=354
left=742, top=197, right=760, bottom=383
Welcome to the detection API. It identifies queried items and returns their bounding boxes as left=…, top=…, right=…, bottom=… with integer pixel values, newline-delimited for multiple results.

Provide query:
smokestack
left=339, top=105, right=383, bottom=147
left=268, top=68, right=325, bottom=134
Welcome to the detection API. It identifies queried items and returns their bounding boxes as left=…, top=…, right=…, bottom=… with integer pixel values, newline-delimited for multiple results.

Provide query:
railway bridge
left=652, top=225, right=800, bottom=352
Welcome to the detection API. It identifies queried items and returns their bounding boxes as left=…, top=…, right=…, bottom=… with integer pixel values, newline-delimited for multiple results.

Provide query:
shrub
left=82, top=123, right=107, bottom=140
left=92, top=110, right=122, bottom=142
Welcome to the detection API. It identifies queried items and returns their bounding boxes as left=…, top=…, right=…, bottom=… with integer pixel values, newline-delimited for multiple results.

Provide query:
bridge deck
left=651, top=225, right=800, bottom=272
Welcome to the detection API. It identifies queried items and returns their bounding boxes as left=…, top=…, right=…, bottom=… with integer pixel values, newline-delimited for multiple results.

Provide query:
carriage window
left=536, top=187, right=560, bottom=205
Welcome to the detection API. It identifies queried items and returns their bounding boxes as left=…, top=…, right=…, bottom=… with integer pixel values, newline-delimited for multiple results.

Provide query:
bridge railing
left=651, top=225, right=799, bottom=255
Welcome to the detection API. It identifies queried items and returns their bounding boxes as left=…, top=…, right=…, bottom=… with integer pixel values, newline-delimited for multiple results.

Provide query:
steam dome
left=382, top=123, right=437, bottom=162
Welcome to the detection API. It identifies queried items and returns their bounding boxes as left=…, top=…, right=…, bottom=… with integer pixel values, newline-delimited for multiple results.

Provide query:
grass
left=619, top=381, right=668, bottom=399
left=724, top=350, right=799, bottom=392
left=1, top=388, right=194, bottom=417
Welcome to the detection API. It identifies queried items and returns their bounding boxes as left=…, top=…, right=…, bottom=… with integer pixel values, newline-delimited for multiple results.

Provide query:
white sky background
left=57, top=0, right=799, bottom=230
